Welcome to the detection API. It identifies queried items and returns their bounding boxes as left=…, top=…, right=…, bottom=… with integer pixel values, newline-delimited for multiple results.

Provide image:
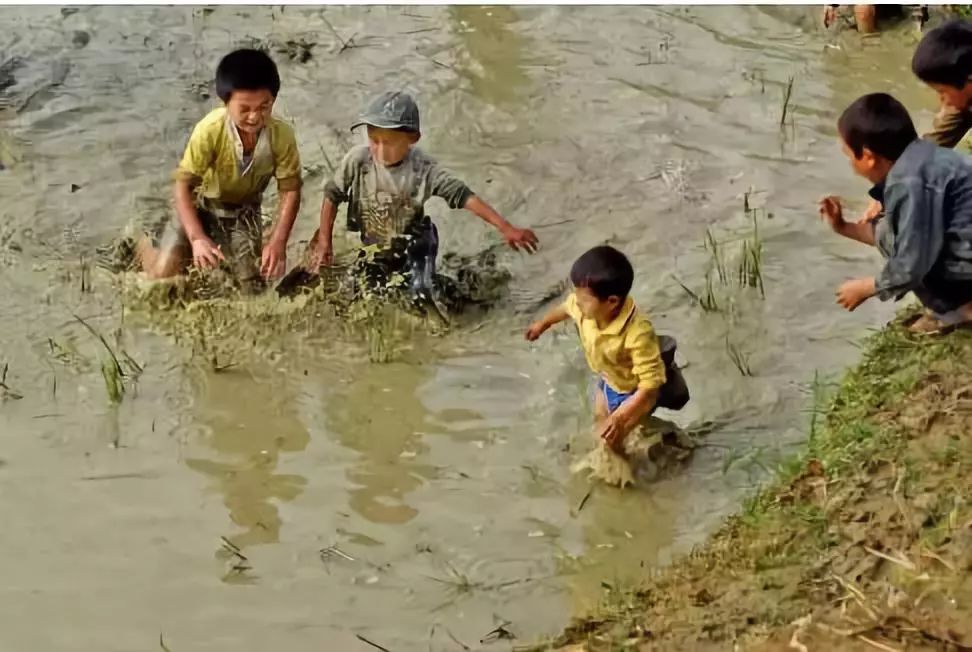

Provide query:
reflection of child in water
left=307, top=91, right=538, bottom=292
left=526, top=246, right=688, bottom=486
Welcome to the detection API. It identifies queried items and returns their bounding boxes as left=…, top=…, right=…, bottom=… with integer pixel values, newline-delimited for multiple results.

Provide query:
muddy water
left=0, top=6, right=943, bottom=650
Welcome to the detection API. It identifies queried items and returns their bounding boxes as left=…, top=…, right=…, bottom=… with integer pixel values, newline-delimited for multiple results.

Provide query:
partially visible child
left=137, top=49, right=302, bottom=289
left=818, top=93, right=972, bottom=333
left=862, top=19, right=972, bottom=222
left=913, top=19, right=972, bottom=150
left=307, top=91, right=538, bottom=298
left=525, top=246, right=667, bottom=455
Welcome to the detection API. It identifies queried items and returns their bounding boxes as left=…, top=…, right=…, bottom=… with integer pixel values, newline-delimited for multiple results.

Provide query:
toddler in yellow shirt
left=526, top=245, right=675, bottom=454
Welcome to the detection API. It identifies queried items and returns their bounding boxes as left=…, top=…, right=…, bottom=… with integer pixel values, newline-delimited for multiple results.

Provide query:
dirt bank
left=528, top=321, right=972, bottom=651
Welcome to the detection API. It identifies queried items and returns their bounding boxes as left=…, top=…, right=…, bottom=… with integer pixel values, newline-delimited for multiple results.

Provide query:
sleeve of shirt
left=323, top=147, right=360, bottom=206
left=626, top=323, right=666, bottom=391
left=923, top=104, right=972, bottom=149
left=562, top=292, right=583, bottom=324
left=428, top=161, right=475, bottom=210
left=875, top=180, right=946, bottom=301
left=174, top=120, right=216, bottom=186
left=273, top=122, right=302, bottom=193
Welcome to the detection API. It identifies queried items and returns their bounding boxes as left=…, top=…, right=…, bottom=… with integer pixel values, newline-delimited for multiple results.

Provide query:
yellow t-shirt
left=563, top=292, right=666, bottom=394
left=173, top=107, right=302, bottom=207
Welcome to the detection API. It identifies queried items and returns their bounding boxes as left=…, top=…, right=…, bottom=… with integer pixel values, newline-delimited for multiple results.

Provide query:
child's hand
left=835, top=277, right=876, bottom=311
left=502, top=226, right=539, bottom=253
left=598, top=413, right=629, bottom=454
left=818, top=195, right=845, bottom=232
left=190, top=236, right=225, bottom=269
left=261, top=240, right=287, bottom=280
left=525, top=320, right=549, bottom=341
left=861, top=198, right=883, bottom=223
left=306, top=241, right=333, bottom=271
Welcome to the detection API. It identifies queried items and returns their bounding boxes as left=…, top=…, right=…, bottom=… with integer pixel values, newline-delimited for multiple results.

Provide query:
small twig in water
left=356, top=634, right=391, bottom=652
left=481, top=621, right=516, bottom=643
left=159, top=633, right=172, bottom=652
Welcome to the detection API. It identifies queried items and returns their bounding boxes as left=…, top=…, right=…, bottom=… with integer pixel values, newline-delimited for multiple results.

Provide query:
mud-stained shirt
left=323, top=145, right=474, bottom=245
left=924, top=103, right=972, bottom=151
left=869, top=139, right=972, bottom=301
left=563, top=293, right=666, bottom=395
left=174, top=107, right=302, bottom=208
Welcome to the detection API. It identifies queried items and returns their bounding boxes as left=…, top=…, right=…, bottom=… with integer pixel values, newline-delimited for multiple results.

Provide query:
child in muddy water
left=133, top=49, right=302, bottom=290
left=303, top=91, right=538, bottom=302
left=525, top=246, right=690, bottom=488
left=819, top=93, right=972, bottom=334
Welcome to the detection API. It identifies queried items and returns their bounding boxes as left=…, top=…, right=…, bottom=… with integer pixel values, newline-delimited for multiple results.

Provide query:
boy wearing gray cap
left=307, top=91, right=538, bottom=299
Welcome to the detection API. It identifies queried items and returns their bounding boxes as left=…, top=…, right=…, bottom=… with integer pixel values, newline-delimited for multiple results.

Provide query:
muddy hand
left=861, top=198, right=883, bottom=223
left=190, top=236, right=225, bottom=269
left=817, top=195, right=844, bottom=232
left=525, top=321, right=548, bottom=341
left=504, top=227, right=539, bottom=254
left=261, top=241, right=287, bottom=281
left=598, top=415, right=627, bottom=453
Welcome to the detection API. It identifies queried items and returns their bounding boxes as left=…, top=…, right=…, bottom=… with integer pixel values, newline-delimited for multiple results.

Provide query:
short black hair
left=215, top=49, right=281, bottom=102
left=838, top=93, right=918, bottom=161
left=912, top=19, right=972, bottom=88
left=570, top=246, right=634, bottom=301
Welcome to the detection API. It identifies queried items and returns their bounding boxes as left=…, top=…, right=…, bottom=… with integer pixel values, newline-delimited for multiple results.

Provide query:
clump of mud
left=533, top=326, right=972, bottom=652
left=571, top=416, right=697, bottom=488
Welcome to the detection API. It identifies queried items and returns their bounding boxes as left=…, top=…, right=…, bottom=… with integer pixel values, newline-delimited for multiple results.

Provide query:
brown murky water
left=0, top=6, right=945, bottom=650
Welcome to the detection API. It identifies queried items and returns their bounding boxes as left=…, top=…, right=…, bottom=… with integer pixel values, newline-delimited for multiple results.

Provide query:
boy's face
left=367, top=126, right=418, bottom=166
left=574, top=286, right=621, bottom=324
left=840, top=137, right=885, bottom=184
left=928, top=79, right=972, bottom=111
left=225, top=88, right=275, bottom=135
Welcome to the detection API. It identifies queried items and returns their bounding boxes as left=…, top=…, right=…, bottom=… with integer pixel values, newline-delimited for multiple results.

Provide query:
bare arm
left=464, top=195, right=539, bottom=253
left=174, top=179, right=225, bottom=269
left=260, top=188, right=301, bottom=280
left=834, top=219, right=877, bottom=246
left=269, top=189, right=301, bottom=248
left=174, top=179, right=206, bottom=242
left=525, top=305, right=570, bottom=341
left=819, top=196, right=876, bottom=246
left=307, top=198, right=338, bottom=270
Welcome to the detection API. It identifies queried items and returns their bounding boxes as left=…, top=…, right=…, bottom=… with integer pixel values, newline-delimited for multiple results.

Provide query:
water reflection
left=184, top=369, right=309, bottom=549
left=447, top=6, right=531, bottom=106
left=326, top=362, right=438, bottom=525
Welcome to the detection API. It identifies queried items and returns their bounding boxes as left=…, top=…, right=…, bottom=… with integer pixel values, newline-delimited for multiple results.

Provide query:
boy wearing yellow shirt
left=137, top=49, right=302, bottom=287
left=525, top=246, right=669, bottom=453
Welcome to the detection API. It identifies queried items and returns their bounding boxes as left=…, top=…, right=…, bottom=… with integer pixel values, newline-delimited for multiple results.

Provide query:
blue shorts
left=598, top=378, right=634, bottom=414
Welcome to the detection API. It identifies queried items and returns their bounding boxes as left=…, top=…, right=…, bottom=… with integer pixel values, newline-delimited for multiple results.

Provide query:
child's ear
left=607, top=295, right=622, bottom=310
left=860, top=147, right=878, bottom=169
left=409, top=132, right=421, bottom=145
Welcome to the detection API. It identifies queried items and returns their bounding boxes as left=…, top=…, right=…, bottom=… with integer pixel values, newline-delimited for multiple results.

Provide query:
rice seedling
left=725, top=334, right=754, bottom=376
left=780, top=75, right=795, bottom=128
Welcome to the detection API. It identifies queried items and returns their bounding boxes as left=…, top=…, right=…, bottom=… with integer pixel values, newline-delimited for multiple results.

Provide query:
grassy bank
left=528, top=323, right=972, bottom=651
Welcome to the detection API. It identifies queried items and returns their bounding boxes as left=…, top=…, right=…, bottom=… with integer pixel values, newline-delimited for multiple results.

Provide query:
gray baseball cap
left=351, top=91, right=421, bottom=133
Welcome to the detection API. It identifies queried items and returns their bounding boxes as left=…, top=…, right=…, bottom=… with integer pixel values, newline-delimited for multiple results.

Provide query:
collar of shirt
left=226, top=114, right=271, bottom=177
left=599, top=297, right=637, bottom=335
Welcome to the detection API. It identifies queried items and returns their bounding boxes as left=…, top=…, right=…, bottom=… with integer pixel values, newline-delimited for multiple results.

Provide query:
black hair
left=912, top=19, right=972, bottom=88
left=570, top=246, right=634, bottom=301
left=215, top=49, right=281, bottom=102
left=838, top=93, right=918, bottom=161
